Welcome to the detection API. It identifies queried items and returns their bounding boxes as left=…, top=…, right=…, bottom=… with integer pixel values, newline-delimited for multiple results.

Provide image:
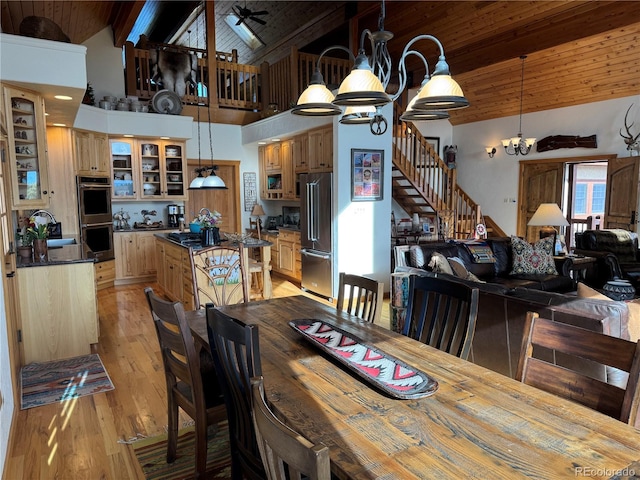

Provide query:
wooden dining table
left=187, top=295, right=640, bottom=480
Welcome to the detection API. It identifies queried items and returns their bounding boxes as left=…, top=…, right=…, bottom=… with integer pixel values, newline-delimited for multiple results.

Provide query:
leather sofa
left=574, top=229, right=640, bottom=288
left=393, top=265, right=631, bottom=386
left=398, top=237, right=575, bottom=292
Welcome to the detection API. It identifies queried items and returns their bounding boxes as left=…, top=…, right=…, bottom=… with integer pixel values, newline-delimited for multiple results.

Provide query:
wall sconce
left=485, top=147, right=496, bottom=158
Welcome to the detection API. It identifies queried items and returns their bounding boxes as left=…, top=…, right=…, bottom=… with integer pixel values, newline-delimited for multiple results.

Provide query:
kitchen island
left=16, top=244, right=99, bottom=364
left=155, top=233, right=273, bottom=309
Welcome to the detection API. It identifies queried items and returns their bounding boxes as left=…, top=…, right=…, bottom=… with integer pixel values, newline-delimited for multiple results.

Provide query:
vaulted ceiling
left=1, top=1, right=639, bottom=126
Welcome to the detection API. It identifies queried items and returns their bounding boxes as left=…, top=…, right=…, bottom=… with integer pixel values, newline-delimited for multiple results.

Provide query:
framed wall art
left=351, top=148, right=384, bottom=201
left=425, top=137, right=440, bottom=157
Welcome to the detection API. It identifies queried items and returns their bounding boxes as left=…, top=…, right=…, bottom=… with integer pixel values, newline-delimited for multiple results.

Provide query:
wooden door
left=604, top=156, right=639, bottom=230
left=185, top=160, right=241, bottom=235
left=518, top=161, right=564, bottom=241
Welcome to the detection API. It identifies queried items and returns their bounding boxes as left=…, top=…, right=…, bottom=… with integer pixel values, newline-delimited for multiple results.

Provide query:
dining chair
left=250, top=376, right=331, bottom=480
left=144, top=287, right=227, bottom=479
left=190, top=245, right=249, bottom=309
left=516, top=311, right=640, bottom=425
left=403, top=274, right=479, bottom=359
left=206, top=304, right=265, bottom=480
left=336, top=272, right=384, bottom=323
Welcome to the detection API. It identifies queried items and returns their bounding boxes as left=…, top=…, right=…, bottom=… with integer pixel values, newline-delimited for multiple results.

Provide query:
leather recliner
left=574, top=229, right=640, bottom=288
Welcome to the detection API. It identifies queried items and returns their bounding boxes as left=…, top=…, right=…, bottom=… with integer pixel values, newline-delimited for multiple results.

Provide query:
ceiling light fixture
left=291, top=0, right=468, bottom=135
left=502, top=55, right=536, bottom=155
left=224, top=13, right=264, bottom=50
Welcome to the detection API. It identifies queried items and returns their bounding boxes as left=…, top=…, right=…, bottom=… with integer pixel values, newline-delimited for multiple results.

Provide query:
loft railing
left=123, top=41, right=260, bottom=110
left=123, top=43, right=352, bottom=115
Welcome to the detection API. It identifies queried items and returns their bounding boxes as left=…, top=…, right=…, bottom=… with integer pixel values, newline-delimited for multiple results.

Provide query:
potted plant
left=192, top=208, right=222, bottom=245
left=16, top=219, right=35, bottom=260
left=28, top=217, right=49, bottom=261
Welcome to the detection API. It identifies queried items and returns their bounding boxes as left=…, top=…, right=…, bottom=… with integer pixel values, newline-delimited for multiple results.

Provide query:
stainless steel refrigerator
left=300, top=172, right=333, bottom=299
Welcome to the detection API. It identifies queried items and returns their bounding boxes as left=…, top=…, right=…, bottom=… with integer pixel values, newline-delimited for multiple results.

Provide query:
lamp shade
left=412, top=74, right=469, bottom=111
left=528, top=203, right=569, bottom=227
left=332, top=53, right=391, bottom=107
left=291, top=83, right=341, bottom=116
left=251, top=203, right=266, bottom=216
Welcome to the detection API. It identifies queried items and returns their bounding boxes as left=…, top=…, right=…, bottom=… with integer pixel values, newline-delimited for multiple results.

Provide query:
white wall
left=335, top=104, right=393, bottom=293
left=82, top=27, right=126, bottom=103
left=416, top=95, right=640, bottom=235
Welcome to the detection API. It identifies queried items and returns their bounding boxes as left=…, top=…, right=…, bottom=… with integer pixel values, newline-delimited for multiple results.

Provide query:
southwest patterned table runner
left=289, top=319, right=439, bottom=399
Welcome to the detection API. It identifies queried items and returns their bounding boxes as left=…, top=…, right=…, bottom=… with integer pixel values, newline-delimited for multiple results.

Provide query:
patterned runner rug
left=132, top=423, right=232, bottom=479
left=20, top=353, right=114, bottom=409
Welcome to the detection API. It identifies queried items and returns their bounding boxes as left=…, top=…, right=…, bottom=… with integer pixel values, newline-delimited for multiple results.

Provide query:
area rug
left=20, top=353, right=114, bottom=410
left=132, top=422, right=232, bottom=479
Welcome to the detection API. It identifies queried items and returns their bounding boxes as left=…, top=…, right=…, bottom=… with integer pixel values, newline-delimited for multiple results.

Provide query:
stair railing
left=392, top=103, right=483, bottom=239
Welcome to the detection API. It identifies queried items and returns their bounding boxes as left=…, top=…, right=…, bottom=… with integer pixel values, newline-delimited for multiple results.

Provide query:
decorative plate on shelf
left=151, top=90, right=182, bottom=115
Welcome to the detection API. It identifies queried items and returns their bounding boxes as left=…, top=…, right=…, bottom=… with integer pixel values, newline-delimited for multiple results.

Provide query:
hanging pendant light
left=188, top=27, right=205, bottom=190
left=502, top=55, right=536, bottom=155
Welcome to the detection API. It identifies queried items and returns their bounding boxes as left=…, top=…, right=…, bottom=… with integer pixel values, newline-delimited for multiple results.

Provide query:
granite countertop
left=17, top=244, right=95, bottom=268
left=156, top=232, right=273, bottom=250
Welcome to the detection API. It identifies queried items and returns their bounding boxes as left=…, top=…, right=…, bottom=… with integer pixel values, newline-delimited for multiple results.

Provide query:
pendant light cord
left=518, top=55, right=526, bottom=135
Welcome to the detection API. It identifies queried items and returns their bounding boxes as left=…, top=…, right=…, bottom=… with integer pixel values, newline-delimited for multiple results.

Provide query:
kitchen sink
left=46, top=238, right=77, bottom=247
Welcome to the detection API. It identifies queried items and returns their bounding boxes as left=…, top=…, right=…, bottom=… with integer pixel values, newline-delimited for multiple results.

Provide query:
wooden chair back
left=516, top=311, right=640, bottom=425
left=144, top=287, right=226, bottom=477
left=251, top=376, right=331, bottom=480
left=190, top=245, right=249, bottom=309
left=403, top=275, right=479, bottom=359
left=206, top=305, right=265, bottom=480
left=336, top=272, right=384, bottom=323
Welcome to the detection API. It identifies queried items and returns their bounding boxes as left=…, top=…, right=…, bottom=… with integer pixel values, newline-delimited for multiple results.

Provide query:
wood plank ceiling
left=1, top=1, right=638, bottom=126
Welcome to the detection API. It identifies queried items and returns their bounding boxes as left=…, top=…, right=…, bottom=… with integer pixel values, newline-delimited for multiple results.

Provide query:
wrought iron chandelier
left=501, top=55, right=536, bottom=156
left=291, top=0, right=468, bottom=135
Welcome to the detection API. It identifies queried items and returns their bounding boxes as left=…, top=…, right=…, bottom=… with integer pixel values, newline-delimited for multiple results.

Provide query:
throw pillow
left=428, top=252, right=454, bottom=275
left=510, top=236, right=558, bottom=275
left=447, top=256, right=485, bottom=283
left=578, top=282, right=640, bottom=342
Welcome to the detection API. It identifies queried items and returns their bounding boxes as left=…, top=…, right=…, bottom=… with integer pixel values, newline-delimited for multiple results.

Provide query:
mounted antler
left=620, top=104, right=640, bottom=153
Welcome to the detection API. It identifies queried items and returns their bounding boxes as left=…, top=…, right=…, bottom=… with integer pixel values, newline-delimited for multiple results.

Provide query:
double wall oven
left=77, top=176, right=114, bottom=262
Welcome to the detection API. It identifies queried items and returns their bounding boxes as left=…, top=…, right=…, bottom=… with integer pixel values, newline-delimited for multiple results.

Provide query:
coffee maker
left=167, top=204, right=179, bottom=228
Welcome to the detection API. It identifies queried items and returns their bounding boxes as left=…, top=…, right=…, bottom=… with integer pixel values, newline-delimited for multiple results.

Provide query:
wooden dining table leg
left=261, top=245, right=272, bottom=299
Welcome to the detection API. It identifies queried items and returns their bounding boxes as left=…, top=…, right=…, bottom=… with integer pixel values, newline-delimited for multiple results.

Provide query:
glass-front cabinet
left=110, top=138, right=187, bottom=200
left=3, top=86, right=49, bottom=209
left=111, top=139, right=136, bottom=199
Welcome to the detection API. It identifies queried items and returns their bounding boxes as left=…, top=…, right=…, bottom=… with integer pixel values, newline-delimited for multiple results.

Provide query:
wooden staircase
left=391, top=104, right=506, bottom=239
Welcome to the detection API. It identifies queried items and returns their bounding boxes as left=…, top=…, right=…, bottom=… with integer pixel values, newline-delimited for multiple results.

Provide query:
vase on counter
left=33, top=239, right=48, bottom=261
left=18, top=245, right=33, bottom=261
left=201, top=227, right=220, bottom=246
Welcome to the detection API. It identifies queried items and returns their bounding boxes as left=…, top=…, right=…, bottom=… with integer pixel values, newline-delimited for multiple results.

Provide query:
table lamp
left=527, top=203, right=569, bottom=254
left=251, top=203, right=266, bottom=240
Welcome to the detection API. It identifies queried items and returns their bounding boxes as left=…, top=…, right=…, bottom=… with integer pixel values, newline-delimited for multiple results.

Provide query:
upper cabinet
left=259, top=127, right=332, bottom=201
left=110, top=138, right=187, bottom=200
left=74, top=130, right=110, bottom=176
left=3, top=85, right=49, bottom=209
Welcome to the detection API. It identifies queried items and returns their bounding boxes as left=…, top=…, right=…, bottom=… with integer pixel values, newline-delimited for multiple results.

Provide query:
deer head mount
left=620, top=104, right=640, bottom=155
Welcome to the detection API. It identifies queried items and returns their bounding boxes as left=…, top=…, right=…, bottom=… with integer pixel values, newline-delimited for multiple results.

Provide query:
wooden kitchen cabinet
left=155, top=237, right=195, bottom=310
left=3, top=85, right=50, bottom=209
left=114, top=231, right=157, bottom=284
left=293, top=134, right=309, bottom=172
left=95, top=259, right=115, bottom=290
left=281, top=139, right=296, bottom=199
left=74, top=129, right=110, bottom=176
left=276, top=230, right=301, bottom=281
left=263, top=143, right=281, bottom=171
left=261, top=143, right=284, bottom=200
left=308, top=126, right=333, bottom=172
left=110, top=138, right=187, bottom=200
left=17, top=262, right=98, bottom=364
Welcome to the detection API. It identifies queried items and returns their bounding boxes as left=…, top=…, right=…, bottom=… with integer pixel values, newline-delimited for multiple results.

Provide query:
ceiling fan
left=233, top=2, right=269, bottom=26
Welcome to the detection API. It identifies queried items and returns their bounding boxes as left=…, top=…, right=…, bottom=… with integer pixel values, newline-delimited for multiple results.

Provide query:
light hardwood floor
left=4, top=275, right=390, bottom=479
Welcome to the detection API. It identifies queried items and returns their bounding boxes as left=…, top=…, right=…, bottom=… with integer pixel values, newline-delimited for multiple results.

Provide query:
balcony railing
left=123, top=42, right=352, bottom=116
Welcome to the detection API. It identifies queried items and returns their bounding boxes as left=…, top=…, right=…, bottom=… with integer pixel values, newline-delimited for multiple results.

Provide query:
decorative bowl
left=169, top=174, right=180, bottom=182
left=143, top=183, right=156, bottom=195
left=189, top=222, right=201, bottom=233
